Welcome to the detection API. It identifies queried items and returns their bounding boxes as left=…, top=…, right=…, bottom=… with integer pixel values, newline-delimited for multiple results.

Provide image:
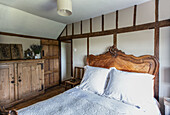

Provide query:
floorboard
left=8, top=85, right=67, bottom=110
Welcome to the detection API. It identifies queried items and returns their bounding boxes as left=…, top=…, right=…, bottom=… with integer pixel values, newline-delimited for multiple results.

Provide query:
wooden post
left=154, top=0, right=159, bottom=101
left=59, top=41, right=62, bottom=84
left=90, top=18, right=92, bottom=33
left=66, top=25, right=68, bottom=36
left=71, top=40, right=73, bottom=77
left=102, top=15, right=104, bottom=31
left=81, top=21, right=83, bottom=34
left=87, top=37, right=89, bottom=56
left=133, top=5, right=137, bottom=26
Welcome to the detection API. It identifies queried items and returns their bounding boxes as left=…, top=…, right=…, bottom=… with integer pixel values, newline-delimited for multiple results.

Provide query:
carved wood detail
left=87, top=46, right=159, bottom=100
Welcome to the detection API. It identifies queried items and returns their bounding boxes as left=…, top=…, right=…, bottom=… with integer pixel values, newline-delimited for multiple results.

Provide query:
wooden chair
left=65, top=67, right=84, bottom=90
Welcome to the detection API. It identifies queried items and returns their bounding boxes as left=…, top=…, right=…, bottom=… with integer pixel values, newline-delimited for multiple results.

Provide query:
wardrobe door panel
left=0, top=64, right=15, bottom=106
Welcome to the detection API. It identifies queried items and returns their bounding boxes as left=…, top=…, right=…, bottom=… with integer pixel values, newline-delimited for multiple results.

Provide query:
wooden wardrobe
left=0, top=40, right=60, bottom=108
left=0, top=59, right=44, bottom=108
left=41, top=40, right=60, bottom=89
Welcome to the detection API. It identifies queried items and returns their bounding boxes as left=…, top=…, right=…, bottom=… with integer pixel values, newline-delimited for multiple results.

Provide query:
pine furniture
left=0, top=59, right=44, bottom=108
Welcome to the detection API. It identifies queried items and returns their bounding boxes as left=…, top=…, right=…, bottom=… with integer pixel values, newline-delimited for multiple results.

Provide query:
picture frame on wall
left=11, top=44, right=23, bottom=59
left=0, top=44, right=23, bottom=60
left=0, top=44, right=11, bottom=60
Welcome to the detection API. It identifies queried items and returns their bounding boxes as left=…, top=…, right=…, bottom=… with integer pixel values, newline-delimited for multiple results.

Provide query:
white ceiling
left=0, top=0, right=150, bottom=24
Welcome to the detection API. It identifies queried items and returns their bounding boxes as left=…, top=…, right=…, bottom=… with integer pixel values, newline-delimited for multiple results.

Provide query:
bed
left=14, top=46, right=161, bottom=115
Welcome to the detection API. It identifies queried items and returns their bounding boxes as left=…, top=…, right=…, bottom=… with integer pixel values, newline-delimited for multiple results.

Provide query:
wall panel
left=92, top=16, right=102, bottom=32
left=118, top=7, right=133, bottom=28
left=61, top=29, right=66, bottom=37
left=136, top=0, right=155, bottom=25
left=67, top=24, right=72, bottom=36
left=117, top=30, right=154, bottom=56
left=89, top=35, right=113, bottom=55
left=159, top=0, right=170, bottom=21
left=74, top=22, right=81, bottom=35
left=73, top=38, right=87, bottom=68
left=160, top=27, right=170, bottom=97
left=82, top=19, right=90, bottom=33
left=104, top=12, right=116, bottom=30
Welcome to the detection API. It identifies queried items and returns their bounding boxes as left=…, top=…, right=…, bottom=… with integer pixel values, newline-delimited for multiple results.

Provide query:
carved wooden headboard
left=87, top=45, right=159, bottom=101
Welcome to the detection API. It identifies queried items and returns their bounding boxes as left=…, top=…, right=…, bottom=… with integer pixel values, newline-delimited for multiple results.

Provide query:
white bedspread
left=18, top=87, right=161, bottom=115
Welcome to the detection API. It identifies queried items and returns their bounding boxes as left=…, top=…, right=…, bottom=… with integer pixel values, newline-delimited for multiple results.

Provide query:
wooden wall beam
left=116, top=10, right=118, bottom=29
left=154, top=0, right=160, bottom=101
left=90, top=18, right=92, bottom=33
left=114, top=34, right=117, bottom=47
left=72, top=23, right=74, bottom=36
left=133, top=5, right=137, bottom=26
left=59, top=19, right=170, bottom=41
left=154, top=0, right=159, bottom=59
left=114, top=10, right=119, bottom=47
left=102, top=15, right=104, bottom=31
left=66, top=25, right=68, bottom=36
left=87, top=37, right=89, bottom=56
left=81, top=21, right=83, bottom=34
left=71, top=39, right=73, bottom=76
left=0, top=31, right=58, bottom=41
left=59, top=41, right=62, bottom=84
left=155, top=0, right=159, bottom=23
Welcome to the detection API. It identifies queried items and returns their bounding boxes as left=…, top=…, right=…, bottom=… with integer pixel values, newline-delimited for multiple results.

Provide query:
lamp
left=57, top=0, right=72, bottom=16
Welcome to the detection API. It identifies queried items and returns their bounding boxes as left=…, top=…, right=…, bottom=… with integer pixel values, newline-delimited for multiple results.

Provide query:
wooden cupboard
left=41, top=40, right=60, bottom=89
left=0, top=59, right=44, bottom=108
left=0, top=64, right=15, bottom=106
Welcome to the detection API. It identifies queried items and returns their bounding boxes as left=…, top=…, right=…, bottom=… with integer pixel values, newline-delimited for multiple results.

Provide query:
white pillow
left=79, top=65, right=110, bottom=95
left=104, top=67, right=155, bottom=107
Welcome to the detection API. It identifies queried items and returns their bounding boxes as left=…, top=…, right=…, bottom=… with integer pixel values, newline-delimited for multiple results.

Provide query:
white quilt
left=18, top=87, right=160, bottom=115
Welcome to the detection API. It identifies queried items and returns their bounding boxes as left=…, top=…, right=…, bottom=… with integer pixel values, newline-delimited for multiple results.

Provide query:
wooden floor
left=8, top=85, right=67, bottom=110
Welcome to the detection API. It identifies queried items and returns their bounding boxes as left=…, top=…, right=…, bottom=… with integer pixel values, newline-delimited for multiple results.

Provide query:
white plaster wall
left=82, top=19, right=90, bottom=33
left=159, top=0, right=170, bottom=21
left=61, top=42, right=72, bottom=81
left=74, top=22, right=81, bottom=35
left=73, top=38, right=87, bottom=68
left=89, top=35, right=113, bottom=55
left=159, top=27, right=170, bottom=113
left=0, top=35, right=40, bottom=54
left=104, top=12, right=116, bottom=30
left=136, top=0, right=155, bottom=25
left=67, top=24, right=72, bottom=36
left=61, top=29, right=66, bottom=37
left=92, top=16, right=102, bottom=32
left=0, top=4, right=65, bottom=39
left=117, top=30, right=154, bottom=56
left=118, top=6, right=133, bottom=28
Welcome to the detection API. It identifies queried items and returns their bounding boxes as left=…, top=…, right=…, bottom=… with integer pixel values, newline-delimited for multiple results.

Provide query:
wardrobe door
left=41, top=39, right=60, bottom=89
left=17, top=62, right=32, bottom=99
left=0, top=64, right=15, bottom=107
left=31, top=63, right=44, bottom=93
left=17, top=61, right=44, bottom=100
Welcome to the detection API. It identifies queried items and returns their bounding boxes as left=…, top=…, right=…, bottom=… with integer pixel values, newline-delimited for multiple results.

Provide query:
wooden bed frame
left=87, top=45, right=159, bottom=101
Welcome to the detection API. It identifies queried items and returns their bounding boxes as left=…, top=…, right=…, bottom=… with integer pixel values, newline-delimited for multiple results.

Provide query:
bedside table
left=65, top=78, right=81, bottom=90
left=164, top=97, right=170, bottom=115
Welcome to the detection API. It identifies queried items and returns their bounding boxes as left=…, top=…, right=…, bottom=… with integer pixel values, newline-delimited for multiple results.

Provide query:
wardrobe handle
left=18, top=76, right=21, bottom=82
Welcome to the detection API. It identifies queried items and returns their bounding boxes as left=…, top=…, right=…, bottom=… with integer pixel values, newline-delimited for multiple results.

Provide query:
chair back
left=74, top=67, right=84, bottom=79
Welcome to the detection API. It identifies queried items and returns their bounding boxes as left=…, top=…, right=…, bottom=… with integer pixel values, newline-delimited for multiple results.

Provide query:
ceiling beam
left=59, top=19, right=170, bottom=41
left=0, top=31, right=57, bottom=40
